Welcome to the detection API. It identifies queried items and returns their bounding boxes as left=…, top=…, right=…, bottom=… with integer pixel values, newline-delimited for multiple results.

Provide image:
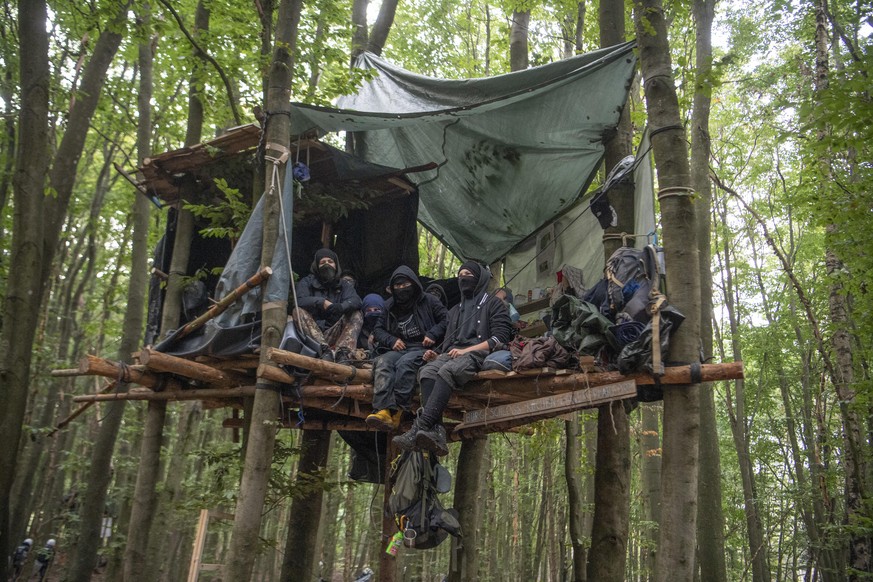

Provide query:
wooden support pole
left=187, top=509, right=210, bottom=582
left=222, top=417, right=376, bottom=431
left=265, top=347, right=373, bottom=383
left=141, top=347, right=249, bottom=387
left=50, top=381, right=119, bottom=435
left=72, top=386, right=256, bottom=403
left=51, top=368, right=84, bottom=377
left=176, top=266, right=272, bottom=339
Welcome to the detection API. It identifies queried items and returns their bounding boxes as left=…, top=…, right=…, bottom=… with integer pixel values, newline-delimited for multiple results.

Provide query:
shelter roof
left=288, top=41, right=638, bottom=263
left=132, top=124, right=426, bottom=208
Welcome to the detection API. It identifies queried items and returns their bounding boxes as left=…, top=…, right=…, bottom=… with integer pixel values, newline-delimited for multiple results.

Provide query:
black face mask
left=317, top=264, right=337, bottom=283
left=364, top=311, right=382, bottom=326
left=458, top=275, right=477, bottom=297
left=393, top=286, right=416, bottom=304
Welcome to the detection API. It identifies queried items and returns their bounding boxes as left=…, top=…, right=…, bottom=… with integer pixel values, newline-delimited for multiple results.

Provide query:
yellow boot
left=366, top=409, right=402, bottom=431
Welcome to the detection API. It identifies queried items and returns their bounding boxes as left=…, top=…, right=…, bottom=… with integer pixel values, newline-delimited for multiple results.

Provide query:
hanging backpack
left=387, top=450, right=461, bottom=550
left=603, top=244, right=662, bottom=321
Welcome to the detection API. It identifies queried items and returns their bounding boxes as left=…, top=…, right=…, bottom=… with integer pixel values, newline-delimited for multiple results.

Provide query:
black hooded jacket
left=373, top=265, right=448, bottom=349
left=443, top=263, right=512, bottom=351
left=296, top=249, right=362, bottom=329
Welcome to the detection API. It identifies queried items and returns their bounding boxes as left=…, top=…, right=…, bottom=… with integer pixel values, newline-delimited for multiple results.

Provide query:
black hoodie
left=296, top=250, right=362, bottom=329
left=443, top=263, right=512, bottom=351
left=373, top=265, right=448, bottom=349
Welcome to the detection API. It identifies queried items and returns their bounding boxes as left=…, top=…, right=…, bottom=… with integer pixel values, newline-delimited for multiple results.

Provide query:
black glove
left=326, top=302, right=344, bottom=317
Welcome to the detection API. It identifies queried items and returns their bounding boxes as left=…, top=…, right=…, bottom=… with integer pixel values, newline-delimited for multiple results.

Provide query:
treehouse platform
left=56, top=348, right=744, bottom=439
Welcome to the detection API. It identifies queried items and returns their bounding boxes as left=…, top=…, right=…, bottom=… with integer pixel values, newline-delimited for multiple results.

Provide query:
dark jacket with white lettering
left=442, top=268, right=512, bottom=351
left=373, top=266, right=447, bottom=349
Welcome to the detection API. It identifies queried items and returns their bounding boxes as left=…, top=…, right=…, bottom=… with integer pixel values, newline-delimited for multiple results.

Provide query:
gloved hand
left=326, top=302, right=344, bottom=317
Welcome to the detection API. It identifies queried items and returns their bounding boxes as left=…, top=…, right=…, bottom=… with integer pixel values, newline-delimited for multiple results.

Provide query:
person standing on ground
left=366, top=266, right=447, bottom=431
left=293, top=248, right=363, bottom=363
left=393, top=261, right=511, bottom=455
left=11, top=538, right=32, bottom=580
left=31, top=539, right=54, bottom=581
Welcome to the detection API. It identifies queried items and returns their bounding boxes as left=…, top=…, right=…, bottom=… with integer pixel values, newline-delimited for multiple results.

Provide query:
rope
left=657, top=186, right=695, bottom=201
left=601, top=232, right=650, bottom=247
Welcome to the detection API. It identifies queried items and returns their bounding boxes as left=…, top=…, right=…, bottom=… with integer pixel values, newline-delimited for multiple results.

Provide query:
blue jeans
left=372, top=348, right=426, bottom=411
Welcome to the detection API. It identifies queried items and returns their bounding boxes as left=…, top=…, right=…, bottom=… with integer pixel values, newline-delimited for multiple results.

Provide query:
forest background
left=0, top=0, right=871, bottom=580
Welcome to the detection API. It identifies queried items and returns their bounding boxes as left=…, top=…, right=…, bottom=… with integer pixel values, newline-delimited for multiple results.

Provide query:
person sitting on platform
left=393, top=261, right=512, bottom=455
left=366, top=266, right=447, bottom=431
left=358, top=293, right=386, bottom=354
left=294, top=248, right=363, bottom=363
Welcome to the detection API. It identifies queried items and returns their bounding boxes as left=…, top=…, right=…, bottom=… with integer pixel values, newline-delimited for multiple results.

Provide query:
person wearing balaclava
left=392, top=261, right=512, bottom=455
left=365, top=266, right=448, bottom=431
left=359, top=293, right=385, bottom=352
left=294, top=248, right=363, bottom=362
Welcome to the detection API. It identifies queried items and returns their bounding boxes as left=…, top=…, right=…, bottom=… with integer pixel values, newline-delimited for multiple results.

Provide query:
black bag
left=387, top=450, right=461, bottom=550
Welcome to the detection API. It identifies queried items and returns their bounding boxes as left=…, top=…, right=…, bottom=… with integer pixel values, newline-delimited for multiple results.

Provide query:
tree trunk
left=0, top=1, right=50, bottom=573
left=367, top=0, right=399, bottom=55
left=280, top=431, right=332, bottom=581
left=509, top=10, right=530, bottom=71
left=690, top=0, right=728, bottom=580
left=587, top=404, right=630, bottom=581
left=121, top=10, right=160, bottom=579
left=351, top=0, right=369, bottom=60
left=716, top=199, right=770, bottom=582
left=448, top=438, right=489, bottom=581
left=640, top=403, right=662, bottom=579
left=813, top=0, right=873, bottom=574
left=565, top=416, right=587, bottom=582
left=124, top=3, right=213, bottom=574
left=587, top=0, right=633, bottom=578
left=224, top=0, right=303, bottom=578
left=66, top=15, right=145, bottom=581
left=633, top=1, right=703, bottom=580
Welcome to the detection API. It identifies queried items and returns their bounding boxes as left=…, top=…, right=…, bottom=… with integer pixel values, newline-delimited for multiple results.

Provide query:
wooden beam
left=176, top=266, right=272, bottom=339
left=465, top=361, right=744, bottom=399
left=187, top=509, right=210, bottom=582
left=455, top=380, right=637, bottom=436
left=51, top=368, right=85, bottom=377
left=72, top=386, right=256, bottom=403
left=78, top=354, right=185, bottom=391
left=222, top=417, right=378, bottom=432
left=264, top=348, right=374, bottom=383
left=141, top=348, right=248, bottom=387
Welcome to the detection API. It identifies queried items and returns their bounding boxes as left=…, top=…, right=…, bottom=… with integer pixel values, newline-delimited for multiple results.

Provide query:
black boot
left=415, top=423, right=448, bottom=457
left=392, top=419, right=421, bottom=452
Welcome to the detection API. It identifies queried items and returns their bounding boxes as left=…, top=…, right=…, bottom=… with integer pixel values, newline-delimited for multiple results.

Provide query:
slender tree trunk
left=640, top=403, right=662, bottom=579
left=0, top=2, right=50, bottom=573
left=125, top=3, right=213, bottom=574
left=367, top=0, right=399, bottom=55
left=716, top=200, right=770, bottom=582
left=121, top=10, right=159, bottom=580
left=633, top=1, right=703, bottom=580
left=225, top=0, right=303, bottom=578
left=448, top=438, right=489, bottom=581
left=690, top=0, right=728, bottom=580
left=587, top=404, right=630, bottom=581
left=588, top=0, right=633, bottom=578
left=813, top=0, right=873, bottom=574
left=509, top=10, right=530, bottom=71
left=280, top=430, right=332, bottom=581
left=565, top=416, right=587, bottom=582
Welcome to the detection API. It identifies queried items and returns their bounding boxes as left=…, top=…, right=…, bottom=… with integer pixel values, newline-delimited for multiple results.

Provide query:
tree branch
left=156, top=0, right=242, bottom=125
